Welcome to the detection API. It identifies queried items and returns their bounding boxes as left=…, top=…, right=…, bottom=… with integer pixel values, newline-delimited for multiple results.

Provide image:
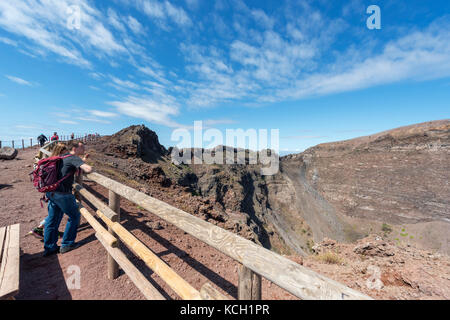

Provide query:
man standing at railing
left=43, top=141, right=92, bottom=257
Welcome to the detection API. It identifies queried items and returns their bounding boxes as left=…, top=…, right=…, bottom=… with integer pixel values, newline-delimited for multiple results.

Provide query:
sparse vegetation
left=315, top=251, right=344, bottom=265
left=381, top=223, right=393, bottom=234
left=306, top=239, right=315, bottom=252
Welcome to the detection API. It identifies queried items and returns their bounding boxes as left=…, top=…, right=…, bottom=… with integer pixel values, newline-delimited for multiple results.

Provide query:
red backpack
left=31, top=155, right=73, bottom=206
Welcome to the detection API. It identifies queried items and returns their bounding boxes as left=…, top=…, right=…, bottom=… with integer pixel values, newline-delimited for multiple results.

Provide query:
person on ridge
left=37, top=134, right=48, bottom=147
left=50, top=132, right=59, bottom=141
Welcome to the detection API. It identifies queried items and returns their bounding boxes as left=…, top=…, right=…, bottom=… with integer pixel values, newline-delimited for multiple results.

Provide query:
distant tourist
left=43, top=141, right=92, bottom=256
left=70, top=132, right=74, bottom=140
left=50, top=132, right=59, bottom=141
left=37, top=134, right=48, bottom=147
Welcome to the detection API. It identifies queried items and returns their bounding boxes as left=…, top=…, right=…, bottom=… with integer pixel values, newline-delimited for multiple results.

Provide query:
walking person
left=43, top=141, right=92, bottom=256
left=50, top=132, right=59, bottom=141
left=37, top=134, right=48, bottom=147
left=70, top=132, right=74, bottom=140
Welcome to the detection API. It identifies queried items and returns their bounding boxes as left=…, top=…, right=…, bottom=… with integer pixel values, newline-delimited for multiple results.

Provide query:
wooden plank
left=107, top=190, right=120, bottom=280
left=0, top=227, right=6, bottom=264
left=86, top=172, right=372, bottom=300
left=95, top=233, right=165, bottom=300
left=200, top=282, right=229, bottom=300
left=79, top=207, right=118, bottom=248
left=73, top=184, right=118, bottom=222
left=94, top=208, right=201, bottom=300
left=238, top=265, right=261, bottom=300
left=0, top=224, right=20, bottom=299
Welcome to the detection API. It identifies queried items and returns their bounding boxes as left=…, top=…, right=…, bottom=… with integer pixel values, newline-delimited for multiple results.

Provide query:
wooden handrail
left=85, top=172, right=372, bottom=300
left=73, top=184, right=118, bottom=222
left=78, top=206, right=118, bottom=248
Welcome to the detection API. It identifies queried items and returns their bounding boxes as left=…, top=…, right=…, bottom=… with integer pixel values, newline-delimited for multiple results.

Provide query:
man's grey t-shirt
left=56, top=153, right=84, bottom=193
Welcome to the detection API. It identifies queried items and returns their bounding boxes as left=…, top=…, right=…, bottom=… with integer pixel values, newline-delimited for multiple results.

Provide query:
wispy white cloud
left=89, top=72, right=105, bottom=80
left=109, top=76, right=141, bottom=91
left=76, top=117, right=111, bottom=124
left=108, top=95, right=181, bottom=127
left=137, top=0, right=192, bottom=27
left=1, top=1, right=449, bottom=131
left=5, top=75, right=34, bottom=86
left=88, top=110, right=118, bottom=118
left=0, top=1, right=129, bottom=68
left=0, top=36, right=17, bottom=46
left=15, top=124, right=36, bottom=129
left=203, top=119, right=236, bottom=126
left=127, top=16, right=144, bottom=34
left=107, top=8, right=127, bottom=33
left=59, top=119, right=79, bottom=125
left=181, top=14, right=450, bottom=108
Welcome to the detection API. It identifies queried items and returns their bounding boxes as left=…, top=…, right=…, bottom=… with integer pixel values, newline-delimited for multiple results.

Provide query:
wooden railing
left=38, top=142, right=373, bottom=300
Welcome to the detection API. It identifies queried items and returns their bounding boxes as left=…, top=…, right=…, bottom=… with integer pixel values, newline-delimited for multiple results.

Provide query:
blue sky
left=0, top=0, right=449, bottom=154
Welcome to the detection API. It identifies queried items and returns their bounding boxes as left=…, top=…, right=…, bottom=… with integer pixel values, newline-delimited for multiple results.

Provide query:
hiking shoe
left=60, top=243, right=81, bottom=254
left=29, top=227, right=44, bottom=239
left=43, top=246, right=60, bottom=257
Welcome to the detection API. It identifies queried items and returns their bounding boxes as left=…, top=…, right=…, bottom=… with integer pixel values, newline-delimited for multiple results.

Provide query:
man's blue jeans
left=44, top=192, right=80, bottom=252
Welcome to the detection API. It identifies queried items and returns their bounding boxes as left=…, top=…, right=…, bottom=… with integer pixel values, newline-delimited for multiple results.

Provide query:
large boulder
left=0, top=147, right=18, bottom=160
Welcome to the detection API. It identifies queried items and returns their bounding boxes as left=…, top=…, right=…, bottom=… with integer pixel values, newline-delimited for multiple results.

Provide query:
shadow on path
left=83, top=183, right=238, bottom=299
left=16, top=251, right=72, bottom=300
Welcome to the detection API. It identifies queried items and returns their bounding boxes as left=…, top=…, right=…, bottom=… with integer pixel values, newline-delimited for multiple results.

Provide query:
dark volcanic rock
left=0, top=147, right=18, bottom=160
left=92, top=124, right=167, bottom=163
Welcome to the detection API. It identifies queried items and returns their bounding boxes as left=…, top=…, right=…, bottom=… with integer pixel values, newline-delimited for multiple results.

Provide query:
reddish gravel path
left=0, top=147, right=296, bottom=300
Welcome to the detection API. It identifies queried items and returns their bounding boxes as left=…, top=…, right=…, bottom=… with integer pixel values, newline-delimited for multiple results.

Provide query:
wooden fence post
left=12, top=140, right=14, bottom=148
left=30, top=138, right=32, bottom=147
left=22, top=139, right=24, bottom=150
left=108, top=190, right=121, bottom=279
left=238, top=265, right=262, bottom=300
left=0, top=141, right=2, bottom=148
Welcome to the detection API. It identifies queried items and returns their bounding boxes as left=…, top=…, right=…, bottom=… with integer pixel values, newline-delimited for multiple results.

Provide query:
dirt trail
left=0, top=147, right=296, bottom=300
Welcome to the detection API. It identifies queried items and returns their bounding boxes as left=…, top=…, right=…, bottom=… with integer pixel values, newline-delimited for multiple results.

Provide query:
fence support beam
left=94, top=208, right=202, bottom=300
left=238, top=265, right=262, bottom=300
left=108, top=190, right=120, bottom=280
left=96, top=233, right=165, bottom=300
